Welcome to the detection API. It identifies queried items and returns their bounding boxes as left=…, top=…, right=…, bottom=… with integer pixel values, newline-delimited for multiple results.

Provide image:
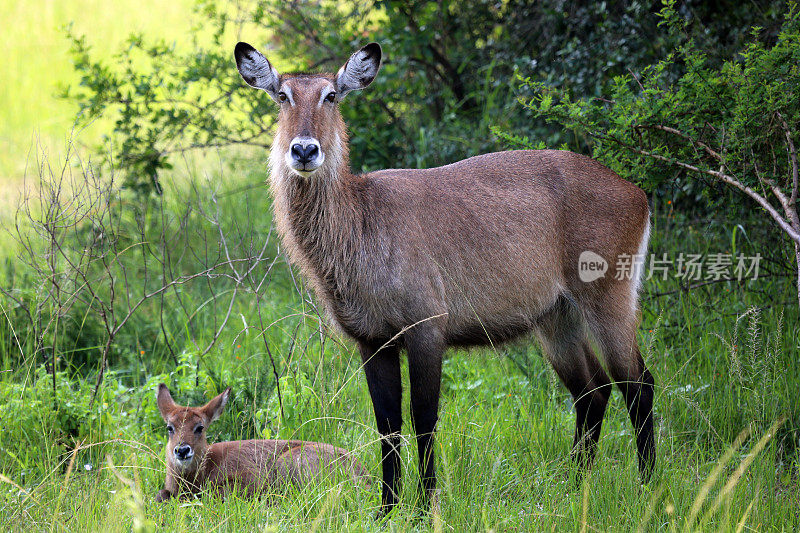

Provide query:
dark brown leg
left=535, top=298, right=611, bottom=474
left=405, top=326, right=444, bottom=509
left=613, top=350, right=655, bottom=481
left=359, top=339, right=403, bottom=515
left=585, top=299, right=656, bottom=482
left=567, top=343, right=612, bottom=471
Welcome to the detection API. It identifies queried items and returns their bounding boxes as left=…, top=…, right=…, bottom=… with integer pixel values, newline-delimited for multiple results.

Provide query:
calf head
left=156, top=384, right=230, bottom=476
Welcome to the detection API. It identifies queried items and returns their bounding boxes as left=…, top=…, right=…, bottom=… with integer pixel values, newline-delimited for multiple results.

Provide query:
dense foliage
left=63, top=0, right=788, bottom=195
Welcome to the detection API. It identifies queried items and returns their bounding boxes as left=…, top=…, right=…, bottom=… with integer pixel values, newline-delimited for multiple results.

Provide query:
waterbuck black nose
left=174, top=444, right=193, bottom=460
left=291, top=143, right=319, bottom=165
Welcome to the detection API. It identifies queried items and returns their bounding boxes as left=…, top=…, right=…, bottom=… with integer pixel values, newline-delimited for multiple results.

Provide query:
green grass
left=0, top=152, right=797, bottom=530
left=1, top=315, right=797, bottom=531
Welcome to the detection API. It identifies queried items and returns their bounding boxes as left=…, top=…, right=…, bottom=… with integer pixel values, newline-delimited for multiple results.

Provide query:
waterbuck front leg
left=405, top=326, right=444, bottom=512
left=359, top=339, right=402, bottom=516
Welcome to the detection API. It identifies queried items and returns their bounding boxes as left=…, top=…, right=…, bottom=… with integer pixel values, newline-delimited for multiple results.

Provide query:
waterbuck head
left=234, top=42, right=381, bottom=180
left=156, top=384, right=230, bottom=476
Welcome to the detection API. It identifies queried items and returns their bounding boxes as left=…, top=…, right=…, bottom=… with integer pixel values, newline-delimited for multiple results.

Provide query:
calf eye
left=166, top=425, right=174, bottom=434
left=325, top=92, right=336, bottom=103
left=277, top=92, right=288, bottom=103
left=194, top=425, right=204, bottom=434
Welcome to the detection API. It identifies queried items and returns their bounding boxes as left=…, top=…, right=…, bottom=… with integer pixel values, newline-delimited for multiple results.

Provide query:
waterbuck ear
left=234, top=42, right=281, bottom=102
left=336, top=42, right=382, bottom=98
left=156, top=384, right=176, bottom=421
left=202, top=387, right=231, bottom=423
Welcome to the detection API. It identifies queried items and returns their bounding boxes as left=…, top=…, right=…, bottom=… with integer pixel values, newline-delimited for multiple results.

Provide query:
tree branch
left=635, top=124, right=725, bottom=162
left=776, top=112, right=799, bottom=206
left=603, top=134, right=800, bottom=244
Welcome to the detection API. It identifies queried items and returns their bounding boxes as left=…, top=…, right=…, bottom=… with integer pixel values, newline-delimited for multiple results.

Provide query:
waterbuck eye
left=194, top=425, right=204, bottom=434
left=167, top=425, right=174, bottom=434
left=325, top=92, right=336, bottom=103
left=277, top=92, right=288, bottom=103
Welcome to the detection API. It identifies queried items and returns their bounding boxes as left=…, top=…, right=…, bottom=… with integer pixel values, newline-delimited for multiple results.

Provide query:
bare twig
left=6, top=144, right=282, bottom=407
left=602, top=131, right=800, bottom=244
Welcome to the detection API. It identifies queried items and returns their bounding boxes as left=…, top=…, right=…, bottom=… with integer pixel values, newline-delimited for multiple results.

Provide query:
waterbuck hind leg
left=615, top=351, right=656, bottom=481
left=569, top=342, right=612, bottom=471
left=535, top=300, right=612, bottom=475
left=586, top=301, right=656, bottom=482
left=634, top=363, right=656, bottom=480
left=359, top=339, right=403, bottom=515
left=405, top=326, right=444, bottom=509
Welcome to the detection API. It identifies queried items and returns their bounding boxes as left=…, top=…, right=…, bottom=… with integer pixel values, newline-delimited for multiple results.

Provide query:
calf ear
left=156, top=384, right=176, bottom=421
left=203, top=387, right=231, bottom=423
left=234, top=42, right=281, bottom=103
left=336, top=42, right=382, bottom=98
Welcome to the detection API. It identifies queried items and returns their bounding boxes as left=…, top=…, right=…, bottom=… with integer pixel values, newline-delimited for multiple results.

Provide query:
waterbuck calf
left=234, top=41, right=655, bottom=514
left=155, top=384, right=368, bottom=502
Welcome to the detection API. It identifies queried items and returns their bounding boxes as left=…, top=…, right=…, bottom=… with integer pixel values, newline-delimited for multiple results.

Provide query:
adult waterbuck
left=234, top=41, right=655, bottom=514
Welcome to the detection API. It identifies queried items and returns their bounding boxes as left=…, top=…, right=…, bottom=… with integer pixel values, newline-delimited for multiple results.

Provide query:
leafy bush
left=0, top=366, right=133, bottom=471
left=259, top=371, right=317, bottom=439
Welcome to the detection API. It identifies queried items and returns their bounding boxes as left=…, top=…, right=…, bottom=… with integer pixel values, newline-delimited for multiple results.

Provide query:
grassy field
left=0, top=153, right=797, bottom=530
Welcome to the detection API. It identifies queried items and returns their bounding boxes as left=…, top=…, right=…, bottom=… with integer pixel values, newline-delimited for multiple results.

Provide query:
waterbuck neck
left=268, top=143, right=364, bottom=295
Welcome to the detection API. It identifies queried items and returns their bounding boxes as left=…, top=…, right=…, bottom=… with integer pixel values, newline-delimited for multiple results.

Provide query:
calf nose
left=291, top=143, right=319, bottom=165
left=174, top=444, right=193, bottom=460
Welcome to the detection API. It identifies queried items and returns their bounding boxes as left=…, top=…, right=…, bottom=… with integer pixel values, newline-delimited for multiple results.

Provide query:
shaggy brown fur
left=155, top=385, right=368, bottom=502
left=234, top=41, right=655, bottom=515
